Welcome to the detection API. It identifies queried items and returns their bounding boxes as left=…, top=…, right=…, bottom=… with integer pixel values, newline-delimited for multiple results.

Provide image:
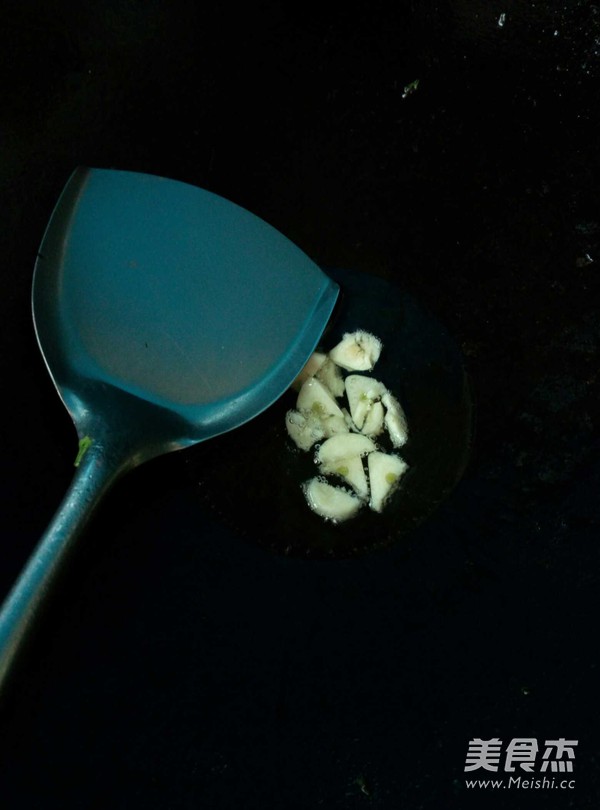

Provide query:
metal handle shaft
left=0, top=440, right=124, bottom=692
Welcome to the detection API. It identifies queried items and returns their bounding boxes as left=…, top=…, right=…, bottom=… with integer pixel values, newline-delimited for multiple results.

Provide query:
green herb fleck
left=385, top=472, right=398, bottom=484
left=402, top=78, right=420, bottom=99
left=74, top=435, right=93, bottom=467
left=337, top=465, right=350, bottom=476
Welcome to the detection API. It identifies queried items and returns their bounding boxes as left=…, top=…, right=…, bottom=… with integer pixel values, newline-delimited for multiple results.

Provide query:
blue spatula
left=0, top=167, right=338, bottom=689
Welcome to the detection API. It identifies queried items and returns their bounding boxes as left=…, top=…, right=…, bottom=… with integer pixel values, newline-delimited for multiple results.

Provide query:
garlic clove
left=297, top=377, right=344, bottom=418
left=315, top=357, right=345, bottom=398
left=316, top=433, right=377, bottom=466
left=361, top=400, right=385, bottom=437
left=291, top=351, right=327, bottom=391
left=329, top=330, right=383, bottom=371
left=285, top=409, right=326, bottom=451
left=286, top=407, right=350, bottom=451
left=345, top=374, right=386, bottom=429
left=303, top=477, right=362, bottom=522
left=368, top=451, right=408, bottom=512
left=319, top=455, right=369, bottom=500
left=382, top=391, right=408, bottom=448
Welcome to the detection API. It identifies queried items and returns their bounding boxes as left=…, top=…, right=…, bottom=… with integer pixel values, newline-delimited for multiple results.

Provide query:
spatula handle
left=0, top=440, right=124, bottom=693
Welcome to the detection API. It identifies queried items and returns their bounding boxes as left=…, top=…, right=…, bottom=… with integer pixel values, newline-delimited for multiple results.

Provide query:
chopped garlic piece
left=303, top=478, right=362, bottom=522
left=329, top=330, right=383, bottom=371
left=316, top=357, right=345, bottom=398
left=319, top=455, right=369, bottom=500
left=285, top=409, right=326, bottom=451
left=316, top=433, right=377, bottom=466
left=292, top=351, right=327, bottom=391
left=297, top=377, right=344, bottom=418
left=368, top=452, right=408, bottom=512
left=345, top=374, right=386, bottom=429
left=361, top=400, right=385, bottom=437
left=382, top=391, right=408, bottom=448
left=286, top=409, right=349, bottom=451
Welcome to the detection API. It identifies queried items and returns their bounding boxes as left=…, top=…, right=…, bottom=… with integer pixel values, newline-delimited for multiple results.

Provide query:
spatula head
left=33, top=168, right=338, bottom=448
